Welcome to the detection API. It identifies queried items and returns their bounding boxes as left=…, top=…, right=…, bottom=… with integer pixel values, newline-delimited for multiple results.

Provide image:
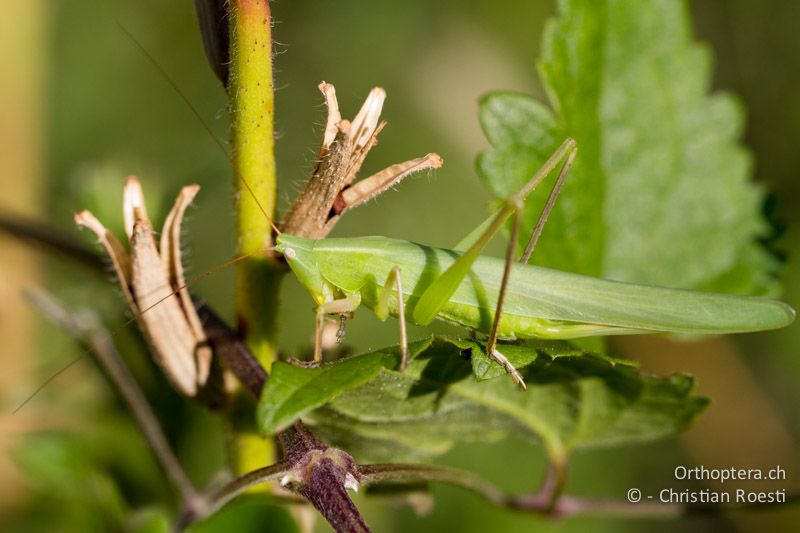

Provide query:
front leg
left=314, top=293, right=362, bottom=363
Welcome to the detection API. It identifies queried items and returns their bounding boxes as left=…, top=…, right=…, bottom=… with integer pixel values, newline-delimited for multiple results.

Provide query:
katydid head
left=275, top=234, right=330, bottom=305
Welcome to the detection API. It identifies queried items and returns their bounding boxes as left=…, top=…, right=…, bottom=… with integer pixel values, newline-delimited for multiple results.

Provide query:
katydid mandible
left=274, top=138, right=795, bottom=389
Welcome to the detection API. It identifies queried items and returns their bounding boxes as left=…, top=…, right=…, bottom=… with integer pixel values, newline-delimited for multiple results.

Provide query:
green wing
left=463, top=256, right=795, bottom=335
left=313, top=237, right=795, bottom=336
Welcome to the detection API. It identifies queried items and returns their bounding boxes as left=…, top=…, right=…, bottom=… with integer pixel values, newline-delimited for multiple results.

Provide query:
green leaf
left=304, top=337, right=707, bottom=462
left=257, top=341, right=430, bottom=434
left=451, top=337, right=541, bottom=381
left=447, top=337, right=636, bottom=381
left=477, top=0, right=778, bottom=295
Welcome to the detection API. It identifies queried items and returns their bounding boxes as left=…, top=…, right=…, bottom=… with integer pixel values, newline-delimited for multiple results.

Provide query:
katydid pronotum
left=273, top=137, right=795, bottom=389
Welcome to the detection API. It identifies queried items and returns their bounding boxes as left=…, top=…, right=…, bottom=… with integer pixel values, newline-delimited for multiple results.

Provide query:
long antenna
left=13, top=355, right=84, bottom=414
left=116, top=22, right=281, bottom=236
left=12, top=251, right=257, bottom=413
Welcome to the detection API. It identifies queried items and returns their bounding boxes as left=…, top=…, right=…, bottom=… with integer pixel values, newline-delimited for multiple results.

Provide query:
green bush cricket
left=272, top=137, right=795, bottom=389
left=46, top=80, right=793, bottom=397
left=101, top=41, right=795, bottom=391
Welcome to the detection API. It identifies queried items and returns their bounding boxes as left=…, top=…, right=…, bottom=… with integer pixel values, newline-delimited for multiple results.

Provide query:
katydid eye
left=284, top=247, right=297, bottom=260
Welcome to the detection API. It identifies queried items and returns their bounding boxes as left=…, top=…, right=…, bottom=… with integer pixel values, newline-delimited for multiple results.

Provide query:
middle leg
left=374, top=267, right=409, bottom=372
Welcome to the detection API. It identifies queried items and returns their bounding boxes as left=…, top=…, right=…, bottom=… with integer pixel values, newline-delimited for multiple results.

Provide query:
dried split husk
left=75, top=177, right=224, bottom=404
left=281, top=83, right=443, bottom=239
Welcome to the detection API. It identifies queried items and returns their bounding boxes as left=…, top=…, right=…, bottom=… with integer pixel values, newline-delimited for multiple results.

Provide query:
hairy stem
left=228, top=0, right=282, bottom=369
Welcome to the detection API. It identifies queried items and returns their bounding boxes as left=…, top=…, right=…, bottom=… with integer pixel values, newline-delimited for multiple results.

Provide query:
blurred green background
left=0, top=0, right=798, bottom=531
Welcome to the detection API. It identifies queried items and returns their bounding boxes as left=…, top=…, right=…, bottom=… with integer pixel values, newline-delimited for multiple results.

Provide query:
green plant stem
left=228, top=0, right=283, bottom=369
